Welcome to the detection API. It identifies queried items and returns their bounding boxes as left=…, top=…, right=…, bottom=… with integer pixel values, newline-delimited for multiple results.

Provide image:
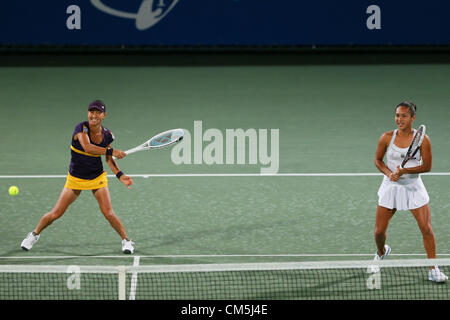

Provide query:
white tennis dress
left=377, top=129, right=429, bottom=210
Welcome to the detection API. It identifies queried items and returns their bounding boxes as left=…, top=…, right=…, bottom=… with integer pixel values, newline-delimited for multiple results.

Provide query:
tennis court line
left=1, top=253, right=450, bottom=259
left=129, top=256, right=140, bottom=300
left=1, top=172, right=450, bottom=178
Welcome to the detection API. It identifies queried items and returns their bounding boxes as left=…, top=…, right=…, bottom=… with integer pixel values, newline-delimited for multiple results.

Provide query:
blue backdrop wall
left=1, top=1, right=449, bottom=46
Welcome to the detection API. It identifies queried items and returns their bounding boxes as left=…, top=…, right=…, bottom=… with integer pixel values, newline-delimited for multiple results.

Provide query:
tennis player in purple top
left=21, top=100, right=135, bottom=254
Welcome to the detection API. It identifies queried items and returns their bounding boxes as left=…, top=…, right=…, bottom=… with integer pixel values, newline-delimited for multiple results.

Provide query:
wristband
left=116, top=171, right=124, bottom=179
left=106, top=148, right=113, bottom=156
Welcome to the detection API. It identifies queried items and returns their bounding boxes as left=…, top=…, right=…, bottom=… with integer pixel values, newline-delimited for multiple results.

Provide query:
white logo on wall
left=366, top=5, right=381, bottom=30
left=90, top=0, right=179, bottom=30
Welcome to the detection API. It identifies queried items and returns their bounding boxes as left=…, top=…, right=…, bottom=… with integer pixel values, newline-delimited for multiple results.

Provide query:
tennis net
left=0, top=259, right=449, bottom=300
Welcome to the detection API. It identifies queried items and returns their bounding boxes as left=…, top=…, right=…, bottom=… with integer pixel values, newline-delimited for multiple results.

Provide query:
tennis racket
left=113, top=128, right=184, bottom=159
left=401, top=124, right=426, bottom=168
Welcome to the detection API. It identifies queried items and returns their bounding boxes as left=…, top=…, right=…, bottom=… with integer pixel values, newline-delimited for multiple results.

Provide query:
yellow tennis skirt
left=64, top=171, right=108, bottom=190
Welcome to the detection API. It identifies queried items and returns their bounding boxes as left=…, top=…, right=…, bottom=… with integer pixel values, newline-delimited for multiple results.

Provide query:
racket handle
left=113, top=147, right=140, bottom=160
left=123, top=146, right=144, bottom=155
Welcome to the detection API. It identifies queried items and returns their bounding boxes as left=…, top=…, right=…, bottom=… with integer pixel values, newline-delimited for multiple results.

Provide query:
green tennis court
left=1, top=54, right=450, bottom=299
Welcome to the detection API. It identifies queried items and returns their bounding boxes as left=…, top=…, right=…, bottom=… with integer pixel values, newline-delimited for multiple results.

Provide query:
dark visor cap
left=88, top=100, right=106, bottom=113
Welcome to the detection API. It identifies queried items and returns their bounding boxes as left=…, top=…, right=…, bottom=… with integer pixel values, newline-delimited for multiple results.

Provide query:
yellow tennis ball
left=9, top=186, right=19, bottom=196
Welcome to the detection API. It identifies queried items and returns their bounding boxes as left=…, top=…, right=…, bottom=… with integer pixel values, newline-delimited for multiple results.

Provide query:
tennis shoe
left=369, top=244, right=391, bottom=273
left=428, top=267, right=448, bottom=283
left=21, top=232, right=40, bottom=251
left=122, top=239, right=135, bottom=254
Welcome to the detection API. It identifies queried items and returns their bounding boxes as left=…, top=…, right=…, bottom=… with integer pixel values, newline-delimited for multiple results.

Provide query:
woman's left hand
left=395, top=166, right=404, bottom=177
left=120, top=175, right=134, bottom=190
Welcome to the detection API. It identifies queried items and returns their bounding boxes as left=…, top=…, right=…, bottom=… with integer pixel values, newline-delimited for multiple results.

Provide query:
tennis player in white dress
left=372, top=101, right=447, bottom=282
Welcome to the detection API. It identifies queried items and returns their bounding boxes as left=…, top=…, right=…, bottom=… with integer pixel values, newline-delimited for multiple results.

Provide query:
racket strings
left=411, top=134, right=421, bottom=149
left=411, top=128, right=424, bottom=149
left=401, top=125, right=425, bottom=167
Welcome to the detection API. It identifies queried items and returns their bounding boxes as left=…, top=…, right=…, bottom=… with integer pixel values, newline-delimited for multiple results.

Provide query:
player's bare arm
left=374, top=131, right=398, bottom=181
left=76, top=132, right=126, bottom=158
left=105, top=145, right=133, bottom=189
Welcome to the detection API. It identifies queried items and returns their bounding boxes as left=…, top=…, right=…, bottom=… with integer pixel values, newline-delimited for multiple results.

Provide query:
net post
left=118, top=266, right=126, bottom=300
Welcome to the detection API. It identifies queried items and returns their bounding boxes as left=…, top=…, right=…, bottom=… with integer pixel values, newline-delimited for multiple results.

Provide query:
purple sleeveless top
left=69, top=121, right=114, bottom=179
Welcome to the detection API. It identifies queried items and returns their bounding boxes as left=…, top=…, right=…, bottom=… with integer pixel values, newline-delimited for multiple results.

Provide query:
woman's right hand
left=113, top=149, right=126, bottom=159
left=388, top=172, right=399, bottom=182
